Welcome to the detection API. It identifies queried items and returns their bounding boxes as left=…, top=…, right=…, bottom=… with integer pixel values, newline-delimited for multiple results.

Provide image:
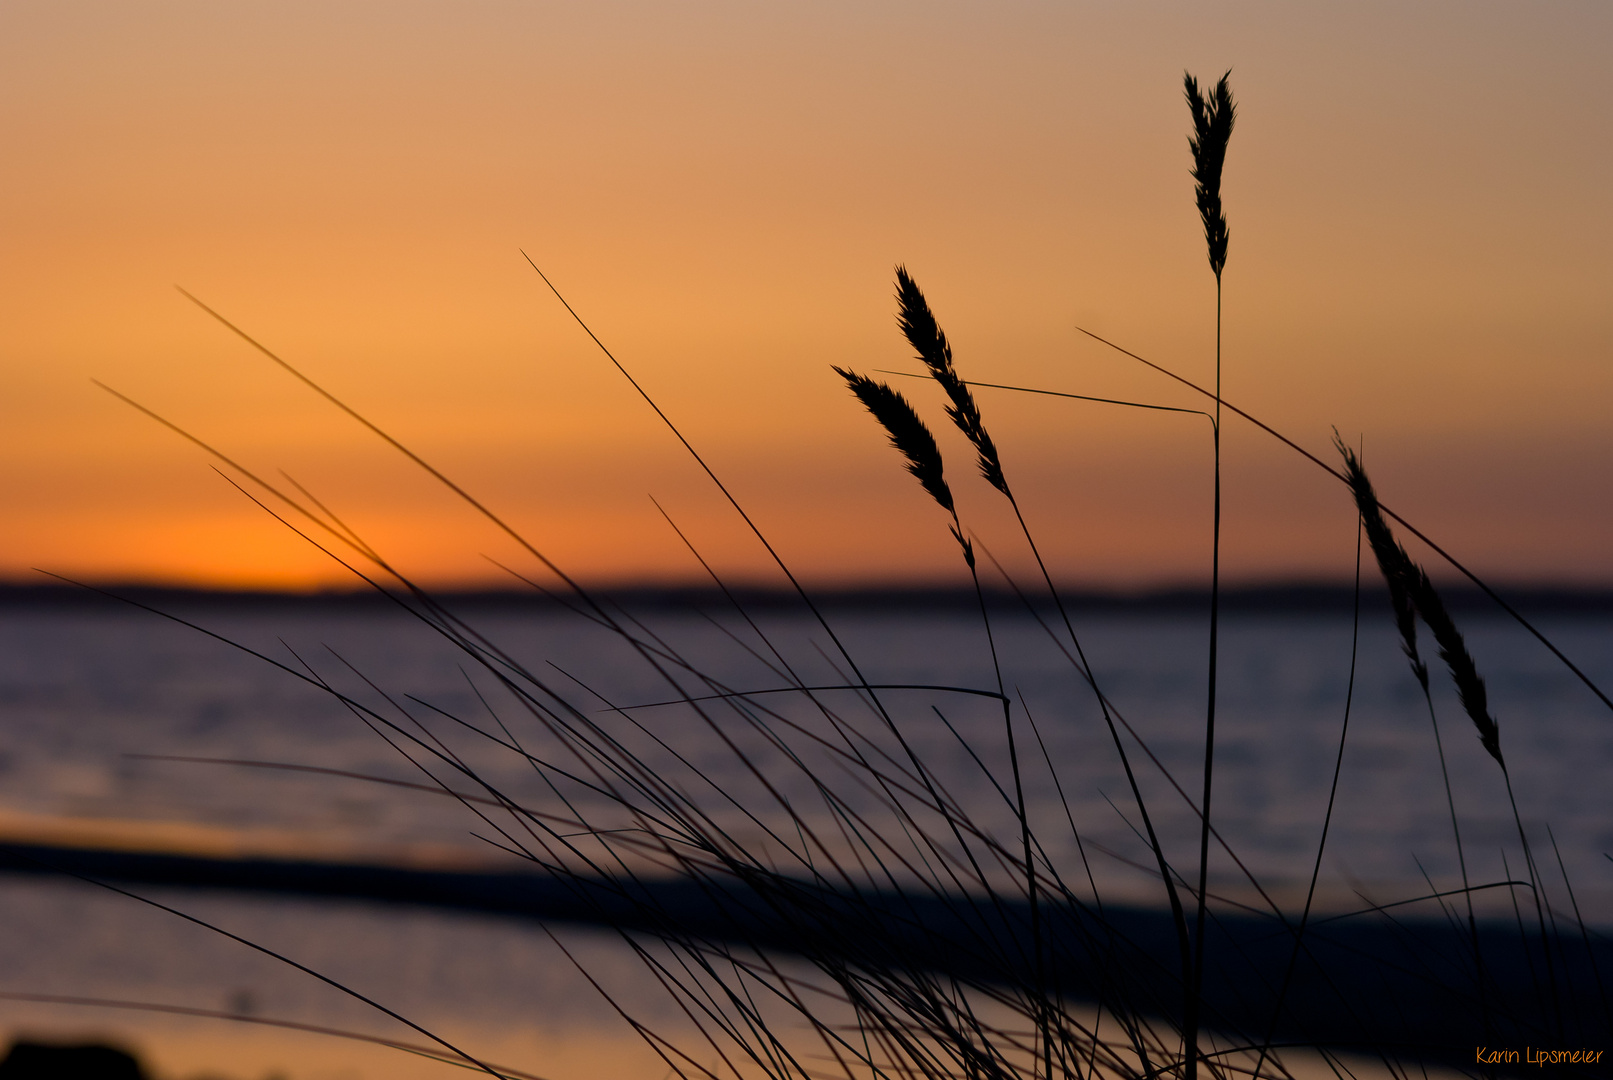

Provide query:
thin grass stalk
left=1408, top=564, right=1562, bottom=1029
left=3, top=845, right=514, bottom=1079
left=487, top=292, right=1064, bottom=989
left=1070, top=323, right=1613, bottom=716
left=1547, top=824, right=1613, bottom=1035
left=890, top=271, right=1330, bottom=1078
left=1333, top=437, right=1489, bottom=1045
left=214, top=419, right=1064, bottom=1076
left=971, top=539, right=1356, bottom=947
left=1189, top=289, right=1220, bottom=1080
left=1495, top=749, right=1565, bottom=1038
left=0, top=993, right=554, bottom=1080
left=107, top=346, right=1187, bottom=1080
left=967, top=541, right=1356, bottom=1061
left=892, top=269, right=1057, bottom=1077
left=895, top=269, right=1257, bottom=1078
left=961, top=407, right=1383, bottom=1058
left=1418, top=685, right=1488, bottom=1043
left=997, top=471, right=1192, bottom=1071
left=1018, top=692, right=1129, bottom=1080
left=149, top=305, right=810, bottom=863
left=834, top=363, right=1058, bottom=1074
left=96, top=95, right=1601, bottom=1071
left=1183, top=68, right=1234, bottom=1080
left=1253, top=514, right=1364, bottom=1080
left=1336, top=437, right=1563, bottom=1038
left=978, top=639, right=1396, bottom=1080
left=520, top=261, right=995, bottom=903
left=1498, top=847, right=1546, bottom=1026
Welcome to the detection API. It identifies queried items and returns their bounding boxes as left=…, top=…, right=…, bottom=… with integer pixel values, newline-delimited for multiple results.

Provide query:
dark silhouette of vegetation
left=23, top=73, right=1613, bottom=1080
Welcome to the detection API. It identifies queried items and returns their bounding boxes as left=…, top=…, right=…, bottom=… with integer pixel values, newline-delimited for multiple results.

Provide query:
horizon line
left=7, top=578, right=1613, bottom=614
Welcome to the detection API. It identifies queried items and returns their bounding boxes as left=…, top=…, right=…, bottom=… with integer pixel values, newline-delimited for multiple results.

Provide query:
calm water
left=0, top=598, right=1608, bottom=1076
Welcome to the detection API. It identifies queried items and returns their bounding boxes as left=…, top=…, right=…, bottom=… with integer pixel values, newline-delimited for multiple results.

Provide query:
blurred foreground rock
left=0, top=1040, right=147, bottom=1079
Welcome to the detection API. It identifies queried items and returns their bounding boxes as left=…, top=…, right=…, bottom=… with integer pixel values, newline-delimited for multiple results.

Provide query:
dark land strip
left=1, top=842, right=1607, bottom=1076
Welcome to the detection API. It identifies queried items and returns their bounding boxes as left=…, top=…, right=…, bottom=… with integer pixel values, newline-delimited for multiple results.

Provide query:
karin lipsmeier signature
left=1476, top=1046, right=1605, bottom=1066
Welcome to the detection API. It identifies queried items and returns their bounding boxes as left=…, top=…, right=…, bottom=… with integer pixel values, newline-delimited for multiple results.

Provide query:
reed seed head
left=1335, top=435, right=1428, bottom=690
left=1335, top=435, right=1502, bottom=768
left=834, top=365, right=956, bottom=516
left=894, top=267, right=1011, bottom=498
left=1409, top=566, right=1505, bottom=769
left=1184, top=71, right=1236, bottom=280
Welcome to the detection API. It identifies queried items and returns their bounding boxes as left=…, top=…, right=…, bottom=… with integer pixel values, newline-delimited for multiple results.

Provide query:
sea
left=0, top=587, right=1608, bottom=1078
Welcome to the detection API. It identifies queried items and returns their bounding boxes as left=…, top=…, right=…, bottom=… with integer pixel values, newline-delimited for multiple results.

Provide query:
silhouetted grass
left=35, top=73, right=1613, bottom=1080
left=1180, top=70, right=1235, bottom=1080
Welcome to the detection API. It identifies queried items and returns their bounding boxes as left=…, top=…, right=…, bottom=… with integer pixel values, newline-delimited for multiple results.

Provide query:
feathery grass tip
left=834, top=366, right=956, bottom=516
left=1184, top=71, right=1236, bottom=279
left=1410, top=565, right=1505, bottom=768
left=1334, top=436, right=1502, bottom=767
left=894, top=267, right=1010, bottom=498
left=1335, top=435, right=1428, bottom=691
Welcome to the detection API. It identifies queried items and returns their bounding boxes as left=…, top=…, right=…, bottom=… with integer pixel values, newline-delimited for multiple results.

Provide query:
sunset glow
left=3, top=2, right=1610, bottom=590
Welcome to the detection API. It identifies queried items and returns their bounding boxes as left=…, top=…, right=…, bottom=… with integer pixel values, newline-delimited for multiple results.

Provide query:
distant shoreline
left=7, top=580, right=1613, bottom=614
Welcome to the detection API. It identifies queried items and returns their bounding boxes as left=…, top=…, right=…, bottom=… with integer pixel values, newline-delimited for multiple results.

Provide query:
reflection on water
left=0, top=598, right=1607, bottom=1076
left=0, top=877, right=672, bottom=1080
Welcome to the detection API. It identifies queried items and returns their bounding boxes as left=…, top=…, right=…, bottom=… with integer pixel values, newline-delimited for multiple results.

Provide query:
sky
left=2, top=1, right=1609, bottom=591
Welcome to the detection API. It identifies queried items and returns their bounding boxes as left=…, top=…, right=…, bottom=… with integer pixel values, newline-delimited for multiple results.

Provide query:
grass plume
left=1336, top=433, right=1491, bottom=1043
left=1183, top=67, right=1235, bottom=1080
left=1335, top=434, right=1582, bottom=1037
left=1335, top=436, right=1501, bottom=767
left=885, top=267, right=1200, bottom=1080
left=833, top=366, right=974, bottom=567
left=1409, top=566, right=1503, bottom=767
left=1184, top=71, right=1235, bottom=280
left=895, top=266, right=1010, bottom=498
left=1335, top=435, right=1429, bottom=692
left=833, top=367, right=956, bottom=518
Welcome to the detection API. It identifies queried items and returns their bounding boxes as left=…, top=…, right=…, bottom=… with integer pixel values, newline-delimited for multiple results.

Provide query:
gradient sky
left=2, top=1, right=1609, bottom=590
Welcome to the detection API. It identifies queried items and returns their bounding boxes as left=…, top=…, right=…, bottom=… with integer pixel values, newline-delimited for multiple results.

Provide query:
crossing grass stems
left=39, top=71, right=1613, bottom=1080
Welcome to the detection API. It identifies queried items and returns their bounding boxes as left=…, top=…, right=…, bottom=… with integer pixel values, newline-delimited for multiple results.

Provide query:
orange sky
left=2, top=2, right=1609, bottom=590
